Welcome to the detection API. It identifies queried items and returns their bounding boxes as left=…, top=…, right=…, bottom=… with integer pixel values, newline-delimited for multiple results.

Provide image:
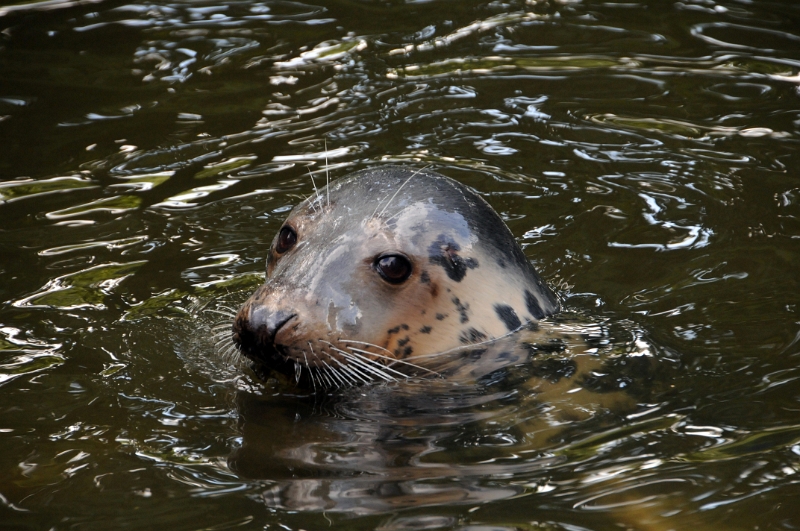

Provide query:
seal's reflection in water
left=228, top=315, right=648, bottom=514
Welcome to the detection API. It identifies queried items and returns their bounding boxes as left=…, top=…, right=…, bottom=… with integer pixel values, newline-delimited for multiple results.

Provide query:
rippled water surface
left=2, top=0, right=800, bottom=529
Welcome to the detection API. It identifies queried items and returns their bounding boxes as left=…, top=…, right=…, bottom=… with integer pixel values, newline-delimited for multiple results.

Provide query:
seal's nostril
left=247, top=307, right=296, bottom=345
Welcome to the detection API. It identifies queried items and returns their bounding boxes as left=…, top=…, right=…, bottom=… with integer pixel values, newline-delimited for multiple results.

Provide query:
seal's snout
left=232, top=303, right=296, bottom=362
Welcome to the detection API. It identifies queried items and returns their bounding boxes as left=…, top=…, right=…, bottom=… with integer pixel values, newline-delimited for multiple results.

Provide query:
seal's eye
left=375, top=254, right=412, bottom=284
left=275, top=226, right=297, bottom=254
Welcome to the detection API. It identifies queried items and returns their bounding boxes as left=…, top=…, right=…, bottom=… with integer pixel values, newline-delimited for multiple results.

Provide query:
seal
left=231, top=166, right=560, bottom=389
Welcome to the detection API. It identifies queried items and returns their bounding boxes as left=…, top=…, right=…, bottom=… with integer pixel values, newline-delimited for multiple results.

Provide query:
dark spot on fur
left=394, top=346, right=414, bottom=358
left=497, top=351, right=515, bottom=361
left=459, top=327, right=487, bottom=344
left=430, top=283, right=439, bottom=298
left=494, top=304, right=522, bottom=331
left=525, top=289, right=545, bottom=320
left=401, top=324, right=409, bottom=331
left=452, top=297, right=469, bottom=324
left=497, top=258, right=506, bottom=269
left=420, top=326, right=432, bottom=334
left=397, top=336, right=410, bottom=347
left=388, top=326, right=401, bottom=335
left=428, top=235, right=479, bottom=282
left=460, top=348, right=486, bottom=360
left=436, top=313, right=447, bottom=321
left=420, top=270, right=430, bottom=284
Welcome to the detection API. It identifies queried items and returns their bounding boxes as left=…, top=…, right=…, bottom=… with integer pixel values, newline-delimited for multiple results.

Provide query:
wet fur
left=229, top=166, right=560, bottom=389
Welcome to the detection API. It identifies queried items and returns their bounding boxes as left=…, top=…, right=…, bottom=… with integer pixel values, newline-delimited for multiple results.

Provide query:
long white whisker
left=303, top=349, right=317, bottom=393
left=307, top=165, right=321, bottom=208
left=311, top=368, right=322, bottom=391
left=321, top=360, right=345, bottom=387
left=214, top=337, right=231, bottom=348
left=340, top=339, right=395, bottom=356
left=343, top=344, right=441, bottom=377
left=206, top=308, right=237, bottom=318
left=339, top=338, right=438, bottom=373
left=328, top=357, right=359, bottom=386
left=335, top=358, right=368, bottom=385
left=324, top=138, right=330, bottom=207
left=322, top=341, right=408, bottom=379
left=328, top=349, right=374, bottom=383
left=300, top=193, right=317, bottom=214
left=375, top=165, right=430, bottom=219
left=308, top=343, right=330, bottom=389
left=330, top=346, right=395, bottom=382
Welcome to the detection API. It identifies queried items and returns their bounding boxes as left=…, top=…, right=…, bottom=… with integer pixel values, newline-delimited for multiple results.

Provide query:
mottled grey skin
left=232, top=166, right=559, bottom=388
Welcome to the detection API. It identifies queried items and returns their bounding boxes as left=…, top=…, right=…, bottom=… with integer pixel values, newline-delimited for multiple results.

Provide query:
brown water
left=2, top=0, right=800, bottom=529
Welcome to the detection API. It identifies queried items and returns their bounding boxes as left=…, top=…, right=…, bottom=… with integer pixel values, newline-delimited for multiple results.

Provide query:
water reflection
left=225, top=315, right=661, bottom=518
left=2, top=0, right=800, bottom=529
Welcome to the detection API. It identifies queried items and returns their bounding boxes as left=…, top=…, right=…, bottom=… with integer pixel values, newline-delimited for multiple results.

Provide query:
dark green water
left=2, top=0, right=800, bottom=529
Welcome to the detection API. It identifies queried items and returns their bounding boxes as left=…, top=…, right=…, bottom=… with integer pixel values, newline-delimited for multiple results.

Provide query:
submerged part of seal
left=231, top=166, right=559, bottom=388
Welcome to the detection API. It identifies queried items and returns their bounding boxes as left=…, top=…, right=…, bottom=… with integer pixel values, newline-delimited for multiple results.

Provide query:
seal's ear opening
left=373, top=253, right=413, bottom=284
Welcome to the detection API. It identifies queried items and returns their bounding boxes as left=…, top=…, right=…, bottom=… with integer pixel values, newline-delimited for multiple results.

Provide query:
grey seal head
left=231, top=166, right=559, bottom=389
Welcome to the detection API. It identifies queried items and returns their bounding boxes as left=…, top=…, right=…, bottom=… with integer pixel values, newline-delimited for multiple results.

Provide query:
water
left=1, top=0, right=800, bottom=529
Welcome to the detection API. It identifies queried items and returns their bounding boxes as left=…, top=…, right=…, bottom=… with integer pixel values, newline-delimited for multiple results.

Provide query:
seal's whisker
left=323, top=341, right=408, bottom=379
left=340, top=358, right=378, bottom=384
left=310, top=368, right=320, bottom=391
left=307, top=165, right=321, bottom=208
left=307, top=344, right=327, bottom=391
left=320, top=361, right=342, bottom=388
left=300, top=193, right=317, bottom=214
left=308, top=344, right=328, bottom=389
left=206, top=308, right=237, bottom=318
left=216, top=305, right=238, bottom=314
left=214, top=328, right=232, bottom=340
left=214, top=337, right=231, bottom=349
left=324, top=138, right=330, bottom=208
left=213, top=338, right=230, bottom=353
left=375, top=165, right=430, bottom=219
left=330, top=355, right=369, bottom=384
left=318, top=370, right=327, bottom=390
left=346, top=345, right=441, bottom=378
left=212, top=325, right=230, bottom=336
left=294, top=360, right=302, bottom=384
left=311, top=343, right=349, bottom=387
left=221, top=344, right=239, bottom=365
left=339, top=339, right=395, bottom=356
left=328, top=358, right=357, bottom=387
left=302, top=349, right=317, bottom=393
left=311, top=345, right=338, bottom=388
left=315, top=367, right=328, bottom=387
left=227, top=347, right=241, bottom=365
left=329, top=346, right=396, bottom=382
left=327, top=359, right=356, bottom=387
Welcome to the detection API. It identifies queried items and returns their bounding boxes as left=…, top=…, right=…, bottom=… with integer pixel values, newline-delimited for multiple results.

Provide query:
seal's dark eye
left=375, top=254, right=412, bottom=284
left=275, top=226, right=297, bottom=254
